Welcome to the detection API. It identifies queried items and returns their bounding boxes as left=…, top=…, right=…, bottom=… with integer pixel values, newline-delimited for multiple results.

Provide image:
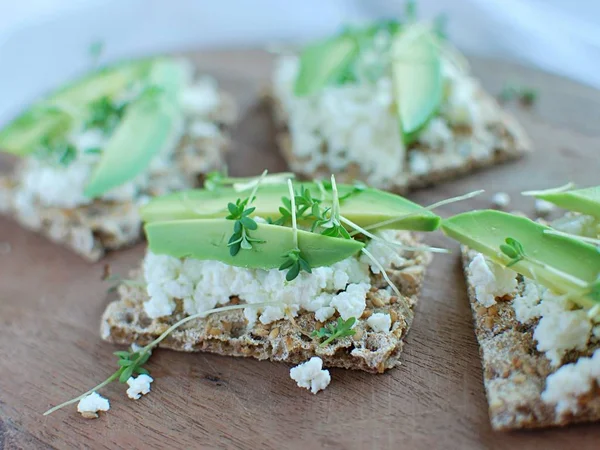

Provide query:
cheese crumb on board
left=77, top=392, right=110, bottom=419
left=290, top=357, right=331, bottom=394
left=535, top=199, right=555, bottom=216
left=467, top=254, right=517, bottom=307
left=491, top=192, right=510, bottom=209
left=542, top=349, right=600, bottom=415
left=367, top=313, right=392, bottom=332
left=126, top=374, right=154, bottom=400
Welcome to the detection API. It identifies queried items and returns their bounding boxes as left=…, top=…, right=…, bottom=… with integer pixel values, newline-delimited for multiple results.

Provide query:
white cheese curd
left=534, top=199, right=555, bottom=216
left=491, top=192, right=511, bottom=209
left=142, top=232, right=397, bottom=325
left=126, top=374, right=154, bottom=400
left=367, top=312, right=392, bottom=333
left=534, top=310, right=592, bottom=366
left=467, top=254, right=517, bottom=307
left=541, top=349, right=600, bottom=415
left=289, top=357, right=331, bottom=394
left=273, top=31, right=492, bottom=187
left=77, top=392, right=110, bottom=418
left=15, top=70, right=222, bottom=210
left=553, top=214, right=600, bottom=239
left=408, top=151, right=431, bottom=176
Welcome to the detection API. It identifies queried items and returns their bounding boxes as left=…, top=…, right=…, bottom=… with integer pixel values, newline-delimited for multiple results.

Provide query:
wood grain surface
left=1, top=50, right=600, bottom=450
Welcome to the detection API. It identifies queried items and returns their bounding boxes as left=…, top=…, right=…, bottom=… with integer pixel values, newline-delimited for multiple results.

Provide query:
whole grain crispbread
left=101, top=231, right=432, bottom=373
left=461, top=247, right=600, bottom=430
left=267, top=85, right=531, bottom=193
left=0, top=92, right=236, bottom=261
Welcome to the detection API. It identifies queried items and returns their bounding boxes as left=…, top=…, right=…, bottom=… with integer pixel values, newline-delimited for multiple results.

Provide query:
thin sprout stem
left=43, top=301, right=282, bottom=416
left=361, top=248, right=402, bottom=299
left=330, top=175, right=340, bottom=221
left=543, top=229, right=600, bottom=246
left=288, top=179, right=298, bottom=248
left=247, top=169, right=268, bottom=205
left=340, top=215, right=449, bottom=254
left=354, top=189, right=485, bottom=235
left=522, top=182, right=575, bottom=197
left=316, top=180, right=327, bottom=202
left=233, top=172, right=295, bottom=192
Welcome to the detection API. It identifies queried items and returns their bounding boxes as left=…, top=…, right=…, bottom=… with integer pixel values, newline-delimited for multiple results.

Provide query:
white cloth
left=0, top=0, right=598, bottom=126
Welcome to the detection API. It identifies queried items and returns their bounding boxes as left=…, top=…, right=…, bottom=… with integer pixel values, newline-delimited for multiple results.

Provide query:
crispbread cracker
left=0, top=92, right=235, bottom=261
left=461, top=247, right=600, bottom=430
left=268, top=85, right=531, bottom=193
left=101, top=231, right=432, bottom=373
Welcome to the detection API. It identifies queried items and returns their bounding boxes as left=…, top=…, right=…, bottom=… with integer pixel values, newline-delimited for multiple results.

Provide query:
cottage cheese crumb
left=534, top=310, right=592, bottom=366
left=126, top=374, right=154, bottom=400
left=77, top=392, right=110, bottom=418
left=535, top=199, right=555, bottom=216
left=541, top=349, right=600, bottom=415
left=290, top=357, right=331, bottom=394
left=468, top=254, right=517, bottom=307
left=491, top=192, right=511, bottom=209
left=367, top=313, right=392, bottom=333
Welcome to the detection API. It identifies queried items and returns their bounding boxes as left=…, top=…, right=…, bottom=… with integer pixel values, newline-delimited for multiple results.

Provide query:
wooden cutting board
left=1, top=49, right=600, bottom=450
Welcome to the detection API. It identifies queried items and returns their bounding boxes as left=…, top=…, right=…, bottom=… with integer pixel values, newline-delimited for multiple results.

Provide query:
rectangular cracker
left=101, top=231, right=432, bottom=373
left=0, top=91, right=235, bottom=261
left=461, top=247, right=600, bottom=430
left=268, top=84, right=531, bottom=193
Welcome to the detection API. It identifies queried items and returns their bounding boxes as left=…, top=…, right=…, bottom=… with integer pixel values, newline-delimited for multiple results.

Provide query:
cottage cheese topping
left=541, top=349, right=600, bottom=415
left=289, top=357, right=331, bottom=394
left=553, top=213, right=600, bottom=240
left=77, top=392, right=110, bottom=418
left=467, top=254, right=517, bottom=307
left=367, top=312, right=392, bottom=332
left=15, top=72, right=222, bottom=210
left=126, top=374, right=154, bottom=400
left=273, top=31, right=491, bottom=187
left=142, top=233, right=398, bottom=326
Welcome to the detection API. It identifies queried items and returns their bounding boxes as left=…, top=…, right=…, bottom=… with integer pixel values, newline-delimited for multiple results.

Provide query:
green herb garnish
left=86, top=96, right=126, bottom=134
left=57, top=144, right=77, bottom=166
left=499, top=237, right=525, bottom=267
left=312, top=317, right=356, bottom=346
left=499, top=83, right=538, bottom=106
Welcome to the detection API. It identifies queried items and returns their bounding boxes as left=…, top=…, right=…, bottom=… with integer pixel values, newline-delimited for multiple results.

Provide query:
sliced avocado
left=0, top=107, right=72, bottom=155
left=140, top=183, right=440, bottom=232
left=83, top=60, right=188, bottom=198
left=391, top=26, right=442, bottom=140
left=294, top=34, right=359, bottom=96
left=442, top=210, right=600, bottom=306
left=146, top=219, right=365, bottom=269
left=48, top=59, right=154, bottom=108
left=532, top=186, right=600, bottom=219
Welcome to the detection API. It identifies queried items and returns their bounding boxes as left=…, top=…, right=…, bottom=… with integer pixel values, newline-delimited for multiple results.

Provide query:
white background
left=1, top=0, right=599, bottom=125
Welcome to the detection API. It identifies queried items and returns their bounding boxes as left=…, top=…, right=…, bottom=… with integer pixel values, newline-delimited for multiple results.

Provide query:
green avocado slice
left=0, top=107, right=72, bottom=155
left=442, top=210, right=600, bottom=307
left=145, top=219, right=365, bottom=269
left=391, top=26, right=442, bottom=140
left=294, top=34, right=359, bottom=96
left=140, top=183, right=440, bottom=231
left=83, top=60, right=188, bottom=198
left=532, top=186, right=600, bottom=219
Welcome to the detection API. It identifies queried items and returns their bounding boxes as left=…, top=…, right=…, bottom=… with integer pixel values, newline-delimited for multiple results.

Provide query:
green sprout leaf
left=499, top=237, right=525, bottom=267
left=226, top=198, right=264, bottom=256
left=279, top=248, right=312, bottom=281
left=312, top=317, right=356, bottom=347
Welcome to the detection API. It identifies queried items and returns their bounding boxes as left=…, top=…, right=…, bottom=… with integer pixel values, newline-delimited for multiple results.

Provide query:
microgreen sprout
left=312, top=317, right=356, bottom=346
left=279, top=179, right=312, bottom=281
left=204, top=170, right=295, bottom=192
left=355, top=189, right=484, bottom=235
left=226, top=170, right=268, bottom=256
left=499, top=237, right=526, bottom=267
left=522, top=182, right=575, bottom=197
left=361, top=247, right=402, bottom=299
left=272, top=185, right=323, bottom=226
left=43, top=301, right=283, bottom=416
left=499, top=83, right=538, bottom=106
left=57, top=144, right=77, bottom=166
left=314, top=175, right=351, bottom=239
left=86, top=96, right=126, bottom=134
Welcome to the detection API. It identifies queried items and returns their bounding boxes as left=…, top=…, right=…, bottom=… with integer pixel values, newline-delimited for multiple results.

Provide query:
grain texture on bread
left=0, top=92, right=235, bottom=261
left=101, top=231, right=432, bottom=373
left=461, top=248, right=600, bottom=430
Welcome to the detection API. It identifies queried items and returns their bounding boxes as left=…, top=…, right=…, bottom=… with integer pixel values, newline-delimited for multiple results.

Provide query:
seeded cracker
left=0, top=91, right=235, bottom=261
left=461, top=247, right=600, bottom=430
left=101, top=231, right=431, bottom=373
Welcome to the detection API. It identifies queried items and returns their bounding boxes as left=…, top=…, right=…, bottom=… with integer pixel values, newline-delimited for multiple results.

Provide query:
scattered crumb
left=126, top=374, right=154, bottom=400
left=290, top=357, right=331, bottom=394
left=491, top=192, right=511, bottom=209
left=77, top=392, right=110, bottom=419
left=535, top=199, right=555, bottom=216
